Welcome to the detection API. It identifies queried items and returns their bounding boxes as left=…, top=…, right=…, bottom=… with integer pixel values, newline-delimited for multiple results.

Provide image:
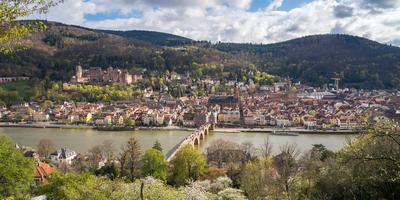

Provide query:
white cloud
left=28, top=0, right=400, bottom=46
left=266, top=0, right=284, bottom=11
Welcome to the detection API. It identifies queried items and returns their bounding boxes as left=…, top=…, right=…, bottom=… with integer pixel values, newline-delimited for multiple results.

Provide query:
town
left=1, top=64, right=399, bottom=132
left=2, top=0, right=400, bottom=198
left=2, top=64, right=399, bottom=199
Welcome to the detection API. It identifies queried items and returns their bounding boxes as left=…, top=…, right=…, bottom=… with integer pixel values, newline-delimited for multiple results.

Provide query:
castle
left=73, top=64, right=142, bottom=84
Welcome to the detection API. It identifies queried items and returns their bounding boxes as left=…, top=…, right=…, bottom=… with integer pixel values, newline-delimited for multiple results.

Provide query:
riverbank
left=0, top=123, right=196, bottom=132
left=0, top=122, right=93, bottom=129
left=213, top=127, right=361, bottom=134
left=0, top=123, right=360, bottom=134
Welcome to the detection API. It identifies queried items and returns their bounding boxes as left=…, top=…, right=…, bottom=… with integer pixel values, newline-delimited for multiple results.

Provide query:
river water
left=0, top=127, right=354, bottom=154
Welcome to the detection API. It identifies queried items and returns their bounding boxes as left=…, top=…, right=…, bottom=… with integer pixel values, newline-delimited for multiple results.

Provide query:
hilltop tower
left=76, top=64, right=83, bottom=83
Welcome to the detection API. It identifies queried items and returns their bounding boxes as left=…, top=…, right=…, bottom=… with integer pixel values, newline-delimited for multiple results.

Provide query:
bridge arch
left=194, top=138, right=200, bottom=146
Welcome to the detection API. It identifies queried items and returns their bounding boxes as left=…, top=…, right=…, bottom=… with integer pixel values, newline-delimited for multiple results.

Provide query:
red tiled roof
left=34, top=162, right=56, bottom=180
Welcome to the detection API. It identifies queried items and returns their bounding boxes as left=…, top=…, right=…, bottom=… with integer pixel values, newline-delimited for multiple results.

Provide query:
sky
left=28, top=0, right=400, bottom=45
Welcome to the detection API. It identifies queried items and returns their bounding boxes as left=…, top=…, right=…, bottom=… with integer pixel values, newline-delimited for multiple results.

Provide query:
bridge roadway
left=166, top=123, right=213, bottom=162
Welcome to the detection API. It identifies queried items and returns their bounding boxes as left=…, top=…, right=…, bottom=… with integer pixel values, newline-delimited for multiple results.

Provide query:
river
left=0, top=127, right=354, bottom=154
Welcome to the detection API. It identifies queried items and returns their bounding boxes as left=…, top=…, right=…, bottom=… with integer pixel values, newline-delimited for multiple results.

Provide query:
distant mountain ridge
left=100, top=30, right=193, bottom=46
left=214, top=34, right=400, bottom=88
left=1, top=20, right=400, bottom=89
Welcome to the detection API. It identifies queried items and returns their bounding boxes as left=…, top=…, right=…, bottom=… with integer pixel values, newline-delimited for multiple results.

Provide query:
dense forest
left=1, top=21, right=400, bottom=89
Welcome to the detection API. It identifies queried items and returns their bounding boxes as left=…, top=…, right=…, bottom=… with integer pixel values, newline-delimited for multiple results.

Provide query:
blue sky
left=85, top=0, right=314, bottom=20
left=31, top=0, right=400, bottom=45
left=249, top=0, right=312, bottom=11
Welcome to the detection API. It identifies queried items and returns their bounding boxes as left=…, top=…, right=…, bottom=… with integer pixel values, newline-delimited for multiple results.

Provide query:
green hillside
left=101, top=30, right=193, bottom=46
left=214, top=34, right=400, bottom=88
left=1, top=21, right=400, bottom=89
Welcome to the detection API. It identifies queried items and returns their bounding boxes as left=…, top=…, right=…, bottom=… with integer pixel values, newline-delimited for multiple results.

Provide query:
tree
left=125, top=118, right=135, bottom=126
left=152, top=140, right=163, bottom=151
left=100, top=140, right=115, bottom=162
left=119, top=136, right=141, bottom=181
left=240, top=157, right=282, bottom=200
left=37, top=138, right=55, bottom=158
left=141, top=149, right=168, bottom=181
left=217, top=188, right=247, bottom=200
left=95, top=163, right=119, bottom=180
left=58, top=161, right=72, bottom=174
left=0, top=135, right=35, bottom=198
left=0, top=0, right=62, bottom=53
left=259, top=137, right=273, bottom=158
left=206, top=139, right=245, bottom=168
left=36, top=173, right=138, bottom=200
left=309, top=144, right=334, bottom=161
left=171, top=145, right=208, bottom=186
left=312, top=120, right=400, bottom=199
left=87, top=145, right=103, bottom=171
left=273, top=144, right=300, bottom=199
left=240, top=142, right=257, bottom=161
left=36, top=173, right=185, bottom=200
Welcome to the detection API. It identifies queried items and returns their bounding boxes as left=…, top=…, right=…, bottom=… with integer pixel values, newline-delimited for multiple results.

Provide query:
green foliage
left=95, top=163, right=119, bottom=180
left=36, top=173, right=185, bottom=200
left=253, top=70, right=280, bottom=85
left=119, top=136, right=141, bottom=181
left=43, top=33, right=64, bottom=47
left=171, top=145, right=208, bottom=186
left=214, top=34, right=400, bottom=89
left=124, top=118, right=135, bottom=126
left=0, top=135, right=35, bottom=198
left=103, top=30, right=193, bottom=46
left=310, top=121, right=400, bottom=199
left=240, top=157, right=283, bottom=200
left=152, top=140, right=163, bottom=151
left=217, top=188, right=247, bottom=200
left=1, top=21, right=400, bottom=89
left=0, top=1, right=61, bottom=53
left=46, top=83, right=133, bottom=102
left=0, top=80, right=44, bottom=105
left=141, top=149, right=168, bottom=181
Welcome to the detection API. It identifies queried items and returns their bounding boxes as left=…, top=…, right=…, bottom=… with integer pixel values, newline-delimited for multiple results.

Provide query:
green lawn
left=0, top=80, right=35, bottom=99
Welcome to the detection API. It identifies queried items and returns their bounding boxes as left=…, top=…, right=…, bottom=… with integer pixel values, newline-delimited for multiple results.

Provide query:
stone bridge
left=166, top=123, right=213, bottom=162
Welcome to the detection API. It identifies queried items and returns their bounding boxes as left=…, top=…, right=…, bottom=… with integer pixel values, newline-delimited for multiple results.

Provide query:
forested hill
left=214, top=35, right=400, bottom=89
left=101, top=30, right=194, bottom=46
left=1, top=20, right=400, bottom=89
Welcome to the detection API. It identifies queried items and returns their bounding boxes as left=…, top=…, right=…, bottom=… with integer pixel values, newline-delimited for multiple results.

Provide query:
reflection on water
left=0, top=127, right=190, bottom=153
left=0, top=127, right=354, bottom=154
left=200, top=132, right=354, bottom=154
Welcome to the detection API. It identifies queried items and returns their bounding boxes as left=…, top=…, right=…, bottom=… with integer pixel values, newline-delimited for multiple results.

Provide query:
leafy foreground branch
left=0, top=0, right=63, bottom=53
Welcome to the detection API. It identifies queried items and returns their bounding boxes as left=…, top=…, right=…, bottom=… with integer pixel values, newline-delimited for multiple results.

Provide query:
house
left=183, top=113, right=195, bottom=127
left=104, top=115, right=112, bottom=125
left=244, top=114, right=256, bottom=125
left=194, top=112, right=210, bottom=127
left=142, top=114, right=152, bottom=126
left=32, top=112, right=49, bottom=122
left=67, top=114, right=80, bottom=124
left=208, top=96, right=239, bottom=108
left=304, top=120, right=317, bottom=129
left=155, top=114, right=165, bottom=126
left=220, top=110, right=241, bottom=124
left=50, top=148, right=77, bottom=165
left=276, top=119, right=291, bottom=127
left=34, top=161, right=56, bottom=184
